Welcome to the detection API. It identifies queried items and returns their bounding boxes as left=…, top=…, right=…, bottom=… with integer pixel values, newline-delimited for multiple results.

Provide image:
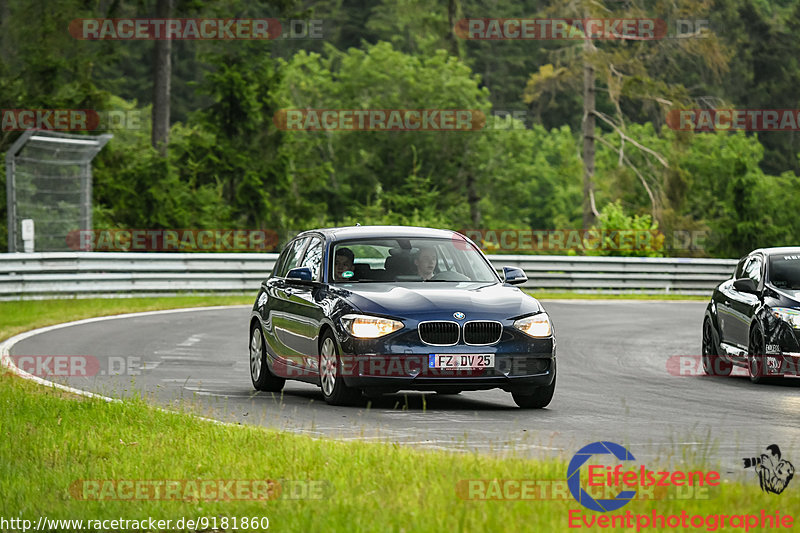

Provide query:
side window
left=744, top=256, right=763, bottom=283
left=274, top=237, right=309, bottom=278
left=734, top=258, right=747, bottom=279
left=298, top=238, right=323, bottom=281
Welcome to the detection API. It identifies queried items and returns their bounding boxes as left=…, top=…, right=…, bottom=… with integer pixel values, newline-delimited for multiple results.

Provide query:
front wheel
left=512, top=373, right=556, bottom=409
left=748, top=327, right=771, bottom=384
left=319, top=332, right=362, bottom=406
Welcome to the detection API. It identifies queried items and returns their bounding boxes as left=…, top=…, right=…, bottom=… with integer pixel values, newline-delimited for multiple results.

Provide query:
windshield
left=330, top=237, right=499, bottom=283
left=768, top=254, right=800, bottom=290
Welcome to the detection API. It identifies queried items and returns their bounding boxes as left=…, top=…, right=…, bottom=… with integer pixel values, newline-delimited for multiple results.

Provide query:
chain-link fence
left=5, top=130, right=111, bottom=252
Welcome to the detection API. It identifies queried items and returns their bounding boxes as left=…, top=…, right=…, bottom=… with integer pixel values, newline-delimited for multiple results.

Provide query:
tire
left=250, top=323, right=285, bottom=392
left=747, top=327, right=771, bottom=384
left=701, top=318, right=732, bottom=376
left=319, top=332, right=362, bottom=406
left=512, top=373, right=556, bottom=409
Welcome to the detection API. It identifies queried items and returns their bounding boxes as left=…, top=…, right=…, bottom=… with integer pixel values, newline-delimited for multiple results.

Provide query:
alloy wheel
left=320, top=337, right=337, bottom=396
left=250, top=326, right=262, bottom=381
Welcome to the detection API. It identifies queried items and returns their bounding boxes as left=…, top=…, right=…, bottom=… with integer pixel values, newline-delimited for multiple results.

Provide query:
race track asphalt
left=10, top=301, right=800, bottom=472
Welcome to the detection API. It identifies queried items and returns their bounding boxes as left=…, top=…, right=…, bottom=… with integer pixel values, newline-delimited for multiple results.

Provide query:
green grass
left=0, top=297, right=779, bottom=532
left=0, top=295, right=252, bottom=342
left=0, top=372, right=781, bottom=532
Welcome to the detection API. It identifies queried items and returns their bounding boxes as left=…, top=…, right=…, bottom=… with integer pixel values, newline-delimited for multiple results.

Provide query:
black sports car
left=248, top=226, right=556, bottom=407
left=703, top=247, right=800, bottom=382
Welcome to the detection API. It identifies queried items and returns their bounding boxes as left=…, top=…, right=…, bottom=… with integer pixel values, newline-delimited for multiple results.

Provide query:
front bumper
left=333, top=318, right=556, bottom=393
left=764, top=317, right=800, bottom=376
left=339, top=350, right=555, bottom=394
left=760, top=353, right=800, bottom=377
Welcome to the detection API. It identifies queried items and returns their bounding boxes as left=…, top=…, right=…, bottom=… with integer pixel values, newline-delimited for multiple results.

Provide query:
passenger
left=415, top=246, right=437, bottom=280
left=333, top=248, right=355, bottom=281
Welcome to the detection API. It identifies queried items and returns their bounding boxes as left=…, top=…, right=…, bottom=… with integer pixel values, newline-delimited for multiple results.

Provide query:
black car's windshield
left=768, top=254, right=800, bottom=289
left=331, top=237, right=498, bottom=283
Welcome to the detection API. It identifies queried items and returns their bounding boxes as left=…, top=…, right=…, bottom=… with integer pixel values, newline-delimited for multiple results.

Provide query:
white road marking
left=177, top=334, right=206, bottom=346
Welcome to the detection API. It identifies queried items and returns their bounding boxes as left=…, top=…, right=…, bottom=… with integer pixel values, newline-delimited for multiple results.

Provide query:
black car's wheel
left=319, top=332, right=362, bottom=406
left=250, top=323, right=285, bottom=392
left=512, top=373, right=556, bottom=409
left=748, top=327, right=770, bottom=384
left=702, top=318, right=732, bottom=376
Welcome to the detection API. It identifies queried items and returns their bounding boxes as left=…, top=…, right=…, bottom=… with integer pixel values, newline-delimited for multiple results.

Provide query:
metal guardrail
left=0, top=253, right=277, bottom=299
left=492, top=254, right=737, bottom=294
left=0, top=252, right=737, bottom=299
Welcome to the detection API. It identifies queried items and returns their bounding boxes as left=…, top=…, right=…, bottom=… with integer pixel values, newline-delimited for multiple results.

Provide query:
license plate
left=428, top=354, right=494, bottom=369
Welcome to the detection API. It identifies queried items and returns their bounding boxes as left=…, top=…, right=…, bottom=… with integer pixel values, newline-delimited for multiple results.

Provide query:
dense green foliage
left=1, top=0, right=799, bottom=257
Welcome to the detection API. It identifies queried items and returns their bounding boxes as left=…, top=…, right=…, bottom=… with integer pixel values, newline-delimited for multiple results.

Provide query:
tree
left=524, top=0, right=729, bottom=228
left=151, top=0, right=173, bottom=156
left=271, top=42, right=493, bottom=229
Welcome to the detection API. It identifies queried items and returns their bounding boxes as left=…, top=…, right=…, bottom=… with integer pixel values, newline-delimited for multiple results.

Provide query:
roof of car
left=749, top=247, right=800, bottom=257
left=296, top=225, right=461, bottom=241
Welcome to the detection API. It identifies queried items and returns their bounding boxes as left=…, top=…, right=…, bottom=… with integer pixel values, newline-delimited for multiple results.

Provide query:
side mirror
left=286, top=266, right=313, bottom=282
left=733, top=277, right=757, bottom=293
left=502, top=266, right=528, bottom=285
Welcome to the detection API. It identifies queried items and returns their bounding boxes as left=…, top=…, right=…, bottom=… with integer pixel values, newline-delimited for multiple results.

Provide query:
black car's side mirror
left=502, top=266, right=528, bottom=285
left=733, top=277, right=758, bottom=293
left=286, top=266, right=313, bottom=282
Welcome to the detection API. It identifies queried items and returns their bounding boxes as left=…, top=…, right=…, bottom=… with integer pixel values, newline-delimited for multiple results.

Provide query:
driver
left=414, top=246, right=437, bottom=280
left=334, top=248, right=355, bottom=281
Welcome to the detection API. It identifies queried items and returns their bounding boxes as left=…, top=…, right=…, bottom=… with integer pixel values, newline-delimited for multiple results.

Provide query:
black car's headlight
left=771, top=307, right=800, bottom=329
left=341, top=314, right=404, bottom=338
left=513, top=313, right=552, bottom=338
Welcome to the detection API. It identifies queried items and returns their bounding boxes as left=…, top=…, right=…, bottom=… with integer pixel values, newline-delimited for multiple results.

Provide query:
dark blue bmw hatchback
left=249, top=226, right=556, bottom=408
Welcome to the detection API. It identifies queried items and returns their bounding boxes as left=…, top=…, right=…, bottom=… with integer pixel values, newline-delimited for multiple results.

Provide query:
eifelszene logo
left=567, top=441, right=720, bottom=513
left=568, top=441, right=637, bottom=512
left=742, top=444, right=795, bottom=494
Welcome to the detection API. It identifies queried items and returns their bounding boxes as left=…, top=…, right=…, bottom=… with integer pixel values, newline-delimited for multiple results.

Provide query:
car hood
left=340, top=282, right=543, bottom=321
left=769, top=286, right=800, bottom=307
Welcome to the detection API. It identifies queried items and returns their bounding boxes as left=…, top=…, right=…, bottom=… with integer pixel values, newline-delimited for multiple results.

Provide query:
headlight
left=771, top=307, right=800, bottom=328
left=341, top=314, right=404, bottom=338
left=513, top=313, right=552, bottom=337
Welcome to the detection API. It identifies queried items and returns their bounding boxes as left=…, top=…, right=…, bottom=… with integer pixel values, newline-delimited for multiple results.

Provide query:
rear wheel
left=702, top=318, right=732, bottom=376
left=250, top=324, right=285, bottom=392
left=319, top=332, right=362, bottom=406
left=512, top=373, right=556, bottom=409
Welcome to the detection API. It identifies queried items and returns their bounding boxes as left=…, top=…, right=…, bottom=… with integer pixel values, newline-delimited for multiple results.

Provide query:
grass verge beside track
left=0, top=297, right=781, bottom=532
left=0, top=296, right=252, bottom=342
